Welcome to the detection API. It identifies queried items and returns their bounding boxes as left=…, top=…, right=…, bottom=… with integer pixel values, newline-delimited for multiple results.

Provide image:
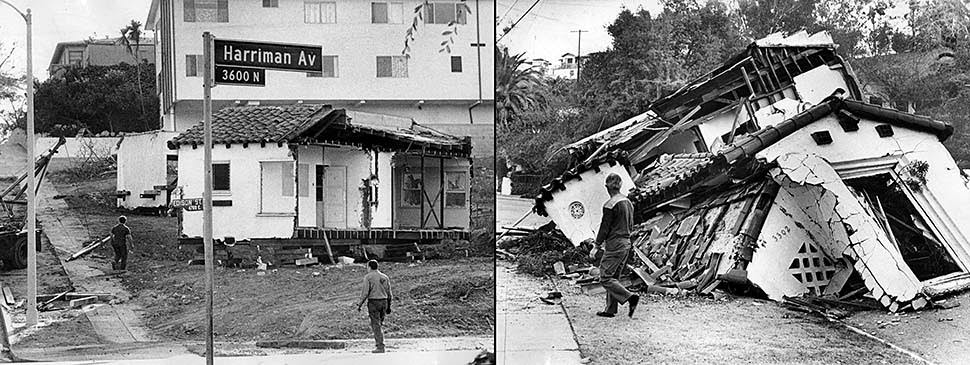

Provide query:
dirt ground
left=552, top=275, right=922, bottom=364
left=24, top=167, right=494, bottom=345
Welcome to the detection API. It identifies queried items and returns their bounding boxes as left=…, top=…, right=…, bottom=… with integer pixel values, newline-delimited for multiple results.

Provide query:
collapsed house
left=168, top=104, right=473, bottom=263
left=534, top=31, right=970, bottom=312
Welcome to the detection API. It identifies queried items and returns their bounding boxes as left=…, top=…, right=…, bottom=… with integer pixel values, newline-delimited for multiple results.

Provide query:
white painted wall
left=176, top=143, right=296, bottom=240
left=757, top=115, right=970, bottom=282
left=792, top=65, right=851, bottom=105
left=117, top=131, right=179, bottom=209
left=542, top=163, right=636, bottom=247
left=293, top=145, right=390, bottom=228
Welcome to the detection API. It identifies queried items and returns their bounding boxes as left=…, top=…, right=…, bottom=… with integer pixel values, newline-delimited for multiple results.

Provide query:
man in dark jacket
left=356, top=260, right=393, bottom=353
left=589, top=173, right=640, bottom=318
left=110, top=216, right=133, bottom=271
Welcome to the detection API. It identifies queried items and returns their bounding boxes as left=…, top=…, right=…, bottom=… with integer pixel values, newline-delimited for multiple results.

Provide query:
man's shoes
left=628, top=294, right=640, bottom=317
left=372, top=347, right=385, bottom=353
left=595, top=311, right=615, bottom=318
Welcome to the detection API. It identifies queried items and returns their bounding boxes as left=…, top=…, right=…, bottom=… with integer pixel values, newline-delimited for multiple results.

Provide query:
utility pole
left=202, top=31, right=215, bottom=365
left=570, top=29, right=587, bottom=84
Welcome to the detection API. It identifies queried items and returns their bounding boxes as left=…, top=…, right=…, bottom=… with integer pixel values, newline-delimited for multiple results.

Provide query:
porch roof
left=167, top=104, right=472, bottom=156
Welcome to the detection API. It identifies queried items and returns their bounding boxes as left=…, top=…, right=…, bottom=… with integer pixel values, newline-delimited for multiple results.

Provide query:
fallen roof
left=630, top=97, right=953, bottom=207
left=167, top=104, right=471, bottom=156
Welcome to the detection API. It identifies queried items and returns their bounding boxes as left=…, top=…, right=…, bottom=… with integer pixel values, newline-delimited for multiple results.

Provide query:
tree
left=120, top=20, right=150, bottom=130
left=33, top=64, right=158, bottom=136
left=496, top=46, right=546, bottom=131
left=402, top=0, right=473, bottom=57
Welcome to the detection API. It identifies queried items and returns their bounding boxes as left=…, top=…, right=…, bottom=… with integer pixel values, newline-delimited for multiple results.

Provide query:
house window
left=371, top=2, right=403, bottom=23
left=213, top=162, right=230, bottom=192
left=262, top=0, right=278, bottom=7
left=183, top=0, right=229, bottom=23
left=402, top=173, right=422, bottom=207
left=424, top=2, right=467, bottom=24
left=376, top=56, right=407, bottom=78
left=260, top=161, right=294, bottom=213
left=450, top=56, right=462, bottom=72
left=305, top=1, right=336, bottom=23
left=185, top=55, right=202, bottom=77
left=297, top=164, right=310, bottom=197
left=445, top=172, right=467, bottom=207
left=306, top=56, right=338, bottom=77
left=67, top=51, right=83, bottom=65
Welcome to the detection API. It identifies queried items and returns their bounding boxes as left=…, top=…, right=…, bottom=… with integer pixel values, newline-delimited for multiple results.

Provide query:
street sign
left=214, top=39, right=323, bottom=72
left=214, top=65, right=265, bottom=86
left=172, top=198, right=203, bottom=211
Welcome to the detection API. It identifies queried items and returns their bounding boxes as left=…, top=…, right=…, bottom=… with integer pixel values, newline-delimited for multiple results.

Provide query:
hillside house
left=534, top=31, right=970, bottom=311
left=168, top=104, right=472, bottom=261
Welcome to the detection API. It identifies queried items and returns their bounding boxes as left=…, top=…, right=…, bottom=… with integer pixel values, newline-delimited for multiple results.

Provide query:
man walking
left=356, top=259, right=392, bottom=353
left=110, top=216, right=133, bottom=271
left=589, top=173, right=640, bottom=318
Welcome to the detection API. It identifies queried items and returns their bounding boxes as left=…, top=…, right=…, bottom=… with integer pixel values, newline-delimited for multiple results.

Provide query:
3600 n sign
left=214, top=65, right=265, bottom=86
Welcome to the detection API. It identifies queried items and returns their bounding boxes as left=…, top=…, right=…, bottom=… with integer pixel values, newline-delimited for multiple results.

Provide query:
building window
left=213, top=162, right=230, bottom=192
left=371, top=2, right=403, bottom=23
left=262, top=0, right=278, bottom=7
left=306, top=56, right=338, bottom=77
left=402, top=173, right=422, bottom=207
left=67, top=50, right=83, bottom=65
left=185, top=55, right=202, bottom=77
left=260, top=161, right=293, bottom=213
left=376, top=56, right=407, bottom=78
left=304, top=1, right=336, bottom=24
left=445, top=172, right=466, bottom=207
left=424, top=2, right=467, bottom=24
left=184, top=0, right=229, bottom=23
left=450, top=56, right=462, bottom=72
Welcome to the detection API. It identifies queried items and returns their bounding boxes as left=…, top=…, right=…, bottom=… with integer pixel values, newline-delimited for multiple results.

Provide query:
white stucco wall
left=293, top=145, right=392, bottom=229
left=792, top=64, right=851, bottom=105
left=117, top=131, right=179, bottom=209
left=542, top=163, right=636, bottom=247
left=176, top=144, right=295, bottom=240
left=757, top=115, right=970, bottom=274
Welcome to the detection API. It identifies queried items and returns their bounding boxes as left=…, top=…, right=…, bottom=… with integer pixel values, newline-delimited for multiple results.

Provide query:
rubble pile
left=497, top=222, right=591, bottom=276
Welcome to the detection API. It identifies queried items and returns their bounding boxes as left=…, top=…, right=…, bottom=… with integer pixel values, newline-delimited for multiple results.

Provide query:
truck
left=0, top=137, right=64, bottom=270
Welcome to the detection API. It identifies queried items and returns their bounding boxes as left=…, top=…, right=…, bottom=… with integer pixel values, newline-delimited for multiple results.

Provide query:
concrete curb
left=255, top=340, right=347, bottom=349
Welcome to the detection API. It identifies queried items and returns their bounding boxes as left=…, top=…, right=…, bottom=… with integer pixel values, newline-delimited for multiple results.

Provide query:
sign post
left=202, top=31, right=215, bottom=365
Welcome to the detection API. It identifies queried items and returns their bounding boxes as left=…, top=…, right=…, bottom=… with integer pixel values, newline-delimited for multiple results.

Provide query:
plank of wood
left=2, top=287, right=12, bottom=306
left=822, top=264, right=853, bottom=296
left=295, top=257, right=319, bottom=266
left=632, top=267, right=656, bottom=285
left=67, top=236, right=111, bottom=261
left=69, top=296, right=99, bottom=309
left=699, top=279, right=721, bottom=295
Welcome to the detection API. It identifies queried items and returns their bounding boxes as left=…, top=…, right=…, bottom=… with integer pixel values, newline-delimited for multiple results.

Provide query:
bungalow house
left=168, top=104, right=472, bottom=261
left=533, top=31, right=970, bottom=311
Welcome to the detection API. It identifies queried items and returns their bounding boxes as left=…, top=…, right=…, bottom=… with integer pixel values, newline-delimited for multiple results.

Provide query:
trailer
left=0, top=137, right=64, bottom=269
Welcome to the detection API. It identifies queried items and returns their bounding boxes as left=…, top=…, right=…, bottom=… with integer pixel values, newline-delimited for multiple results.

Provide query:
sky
left=0, top=0, right=154, bottom=81
left=497, top=0, right=663, bottom=63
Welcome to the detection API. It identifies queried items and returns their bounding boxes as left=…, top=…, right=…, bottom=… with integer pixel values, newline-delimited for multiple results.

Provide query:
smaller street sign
left=171, top=198, right=203, bottom=211
left=214, top=65, right=266, bottom=86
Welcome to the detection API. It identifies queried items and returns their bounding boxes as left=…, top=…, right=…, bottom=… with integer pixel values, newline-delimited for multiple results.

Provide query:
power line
left=497, top=0, right=522, bottom=25
left=497, top=0, right=542, bottom=43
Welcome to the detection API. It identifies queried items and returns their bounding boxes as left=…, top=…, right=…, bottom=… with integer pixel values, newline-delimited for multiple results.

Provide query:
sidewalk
left=496, top=262, right=582, bottom=365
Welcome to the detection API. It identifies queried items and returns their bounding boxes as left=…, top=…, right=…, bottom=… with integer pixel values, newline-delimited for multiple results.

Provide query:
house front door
left=322, top=166, right=347, bottom=228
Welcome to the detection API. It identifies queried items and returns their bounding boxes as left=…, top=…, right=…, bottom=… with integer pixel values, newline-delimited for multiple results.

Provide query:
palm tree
left=120, top=20, right=149, bottom=130
left=496, top=46, right=546, bottom=131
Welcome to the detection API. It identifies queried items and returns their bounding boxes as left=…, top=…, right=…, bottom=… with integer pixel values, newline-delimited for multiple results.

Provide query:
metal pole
left=25, top=7, right=37, bottom=327
left=202, top=31, right=214, bottom=365
left=570, top=29, right=586, bottom=84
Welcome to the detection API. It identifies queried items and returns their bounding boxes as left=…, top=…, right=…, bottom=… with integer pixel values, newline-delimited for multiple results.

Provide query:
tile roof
left=532, top=150, right=630, bottom=217
left=167, top=104, right=472, bottom=156
left=169, top=104, right=330, bottom=147
left=630, top=153, right=722, bottom=200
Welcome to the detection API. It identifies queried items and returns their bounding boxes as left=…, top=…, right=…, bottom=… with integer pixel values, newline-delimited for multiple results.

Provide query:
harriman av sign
left=214, top=39, right=323, bottom=72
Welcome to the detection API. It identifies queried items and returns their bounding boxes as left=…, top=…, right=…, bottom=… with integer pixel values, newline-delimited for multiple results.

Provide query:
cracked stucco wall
left=756, top=113, right=970, bottom=273
left=544, top=163, right=635, bottom=247
left=762, top=152, right=926, bottom=310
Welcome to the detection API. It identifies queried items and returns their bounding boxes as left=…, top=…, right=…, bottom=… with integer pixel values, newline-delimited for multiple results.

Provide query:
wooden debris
left=553, top=261, right=566, bottom=276
left=838, top=287, right=867, bottom=301
left=295, top=257, right=319, bottom=266
left=911, top=297, right=928, bottom=310
left=69, top=296, right=99, bottom=309
left=1, top=287, right=12, bottom=306
left=495, top=248, right=516, bottom=260
left=632, top=267, right=656, bottom=285
left=67, top=236, right=111, bottom=262
left=699, top=280, right=721, bottom=295
left=37, top=290, right=70, bottom=311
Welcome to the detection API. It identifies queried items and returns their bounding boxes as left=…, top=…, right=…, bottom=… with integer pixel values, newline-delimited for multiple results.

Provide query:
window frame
left=425, top=2, right=467, bottom=25
left=371, top=1, right=403, bottom=24
left=212, top=162, right=231, bottom=194
left=444, top=171, right=467, bottom=208
left=304, top=1, right=337, bottom=24
left=185, top=54, right=202, bottom=77
left=67, top=50, right=83, bottom=65
left=262, top=0, right=279, bottom=8
left=401, top=172, right=423, bottom=208
left=306, top=55, right=338, bottom=78
left=450, top=55, right=462, bottom=73
left=183, top=0, right=229, bottom=23
left=376, top=55, right=407, bottom=78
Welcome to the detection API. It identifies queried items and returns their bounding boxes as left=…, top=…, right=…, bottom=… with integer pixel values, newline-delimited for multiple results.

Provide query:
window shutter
left=217, top=0, right=229, bottom=22
left=376, top=56, right=391, bottom=77
left=183, top=0, right=196, bottom=22
left=213, top=163, right=231, bottom=191
left=372, top=2, right=388, bottom=23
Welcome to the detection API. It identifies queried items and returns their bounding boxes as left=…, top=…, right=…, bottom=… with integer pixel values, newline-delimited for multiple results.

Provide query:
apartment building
left=146, top=0, right=494, bottom=156
left=48, top=37, right=155, bottom=78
